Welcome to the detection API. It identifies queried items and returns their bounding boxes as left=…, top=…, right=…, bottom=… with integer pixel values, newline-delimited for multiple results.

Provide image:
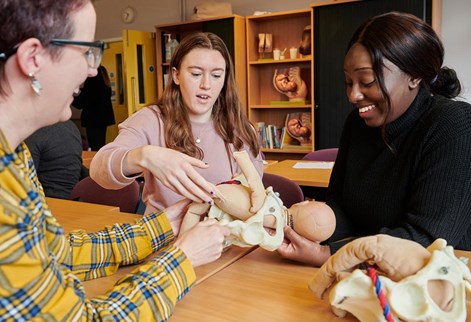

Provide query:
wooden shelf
left=246, top=9, right=314, bottom=158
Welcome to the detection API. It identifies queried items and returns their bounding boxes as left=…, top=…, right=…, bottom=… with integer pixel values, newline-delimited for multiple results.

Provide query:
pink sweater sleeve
left=90, top=106, right=165, bottom=189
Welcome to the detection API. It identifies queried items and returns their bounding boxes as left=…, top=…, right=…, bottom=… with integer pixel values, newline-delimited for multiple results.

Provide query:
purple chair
left=70, top=177, right=141, bottom=213
left=302, top=148, right=338, bottom=162
left=262, top=173, right=304, bottom=208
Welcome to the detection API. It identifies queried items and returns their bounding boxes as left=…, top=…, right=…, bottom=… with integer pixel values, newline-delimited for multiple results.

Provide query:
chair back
left=262, top=173, right=304, bottom=208
left=302, top=148, right=338, bottom=162
left=69, top=177, right=141, bottom=213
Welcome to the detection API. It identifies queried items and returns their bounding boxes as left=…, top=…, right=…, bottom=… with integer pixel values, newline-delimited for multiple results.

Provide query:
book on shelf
left=256, top=122, right=282, bottom=149
left=280, top=112, right=312, bottom=150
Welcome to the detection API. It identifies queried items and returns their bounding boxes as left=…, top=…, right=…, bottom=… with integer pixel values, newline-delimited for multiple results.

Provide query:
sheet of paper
left=292, top=161, right=334, bottom=169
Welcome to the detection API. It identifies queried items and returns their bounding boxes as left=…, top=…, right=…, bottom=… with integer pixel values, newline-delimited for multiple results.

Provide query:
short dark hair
left=0, top=0, right=88, bottom=94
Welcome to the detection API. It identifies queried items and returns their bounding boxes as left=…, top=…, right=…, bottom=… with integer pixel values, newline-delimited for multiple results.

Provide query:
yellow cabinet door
left=101, top=40, right=125, bottom=143
left=101, top=30, right=158, bottom=142
left=122, top=29, right=158, bottom=117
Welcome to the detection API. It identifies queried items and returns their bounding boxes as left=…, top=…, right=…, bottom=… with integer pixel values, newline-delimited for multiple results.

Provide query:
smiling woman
left=275, top=11, right=471, bottom=267
left=0, top=1, right=231, bottom=320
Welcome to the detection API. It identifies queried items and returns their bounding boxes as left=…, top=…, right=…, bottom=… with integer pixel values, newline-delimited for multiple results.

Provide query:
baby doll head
left=288, top=200, right=336, bottom=243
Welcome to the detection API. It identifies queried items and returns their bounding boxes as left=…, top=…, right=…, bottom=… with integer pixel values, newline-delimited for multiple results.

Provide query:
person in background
left=0, top=1, right=229, bottom=320
left=72, top=64, right=115, bottom=150
left=277, top=11, right=471, bottom=266
left=91, top=32, right=264, bottom=234
left=25, top=119, right=87, bottom=199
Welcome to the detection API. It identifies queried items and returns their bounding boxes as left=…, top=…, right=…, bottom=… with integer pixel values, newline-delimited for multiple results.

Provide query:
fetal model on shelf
left=273, top=66, right=307, bottom=102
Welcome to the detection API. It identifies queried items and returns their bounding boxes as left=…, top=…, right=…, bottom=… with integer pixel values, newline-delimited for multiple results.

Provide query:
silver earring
left=29, top=72, right=42, bottom=96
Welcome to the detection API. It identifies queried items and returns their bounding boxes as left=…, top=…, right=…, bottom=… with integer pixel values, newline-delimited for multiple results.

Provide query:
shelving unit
left=155, top=15, right=247, bottom=111
left=246, top=9, right=313, bottom=160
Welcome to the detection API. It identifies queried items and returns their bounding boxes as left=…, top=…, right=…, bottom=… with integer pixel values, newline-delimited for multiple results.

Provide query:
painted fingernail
left=210, top=191, right=215, bottom=195
left=208, top=200, right=213, bottom=205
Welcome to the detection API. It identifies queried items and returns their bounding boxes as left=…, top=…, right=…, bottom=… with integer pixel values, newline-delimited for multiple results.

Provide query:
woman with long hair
left=91, top=32, right=263, bottom=233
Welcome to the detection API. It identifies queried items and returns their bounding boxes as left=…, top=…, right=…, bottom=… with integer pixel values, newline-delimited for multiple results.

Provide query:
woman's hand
left=277, top=226, right=330, bottom=267
left=124, top=145, right=225, bottom=204
left=163, top=198, right=192, bottom=219
left=174, top=218, right=230, bottom=267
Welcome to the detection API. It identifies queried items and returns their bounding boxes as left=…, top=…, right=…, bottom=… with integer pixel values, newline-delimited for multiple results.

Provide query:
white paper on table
left=292, top=161, right=334, bottom=169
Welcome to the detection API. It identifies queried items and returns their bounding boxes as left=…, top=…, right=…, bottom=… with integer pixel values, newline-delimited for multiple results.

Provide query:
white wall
left=94, top=0, right=471, bottom=103
left=441, top=0, right=471, bottom=102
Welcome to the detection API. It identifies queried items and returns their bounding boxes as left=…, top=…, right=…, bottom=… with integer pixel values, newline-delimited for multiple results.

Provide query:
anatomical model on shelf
left=299, top=25, right=311, bottom=56
left=273, top=66, right=307, bottom=102
left=285, top=112, right=312, bottom=146
left=310, top=234, right=471, bottom=322
left=179, top=150, right=335, bottom=251
left=258, top=33, right=273, bottom=59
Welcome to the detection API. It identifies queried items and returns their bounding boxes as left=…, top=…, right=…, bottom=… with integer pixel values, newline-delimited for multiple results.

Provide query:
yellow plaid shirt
left=0, top=131, right=196, bottom=321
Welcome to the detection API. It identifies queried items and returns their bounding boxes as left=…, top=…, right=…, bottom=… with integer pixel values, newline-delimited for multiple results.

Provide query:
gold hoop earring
left=29, top=72, right=42, bottom=96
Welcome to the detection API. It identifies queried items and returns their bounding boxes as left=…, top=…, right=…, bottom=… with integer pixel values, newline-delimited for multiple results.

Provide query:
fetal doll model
left=273, top=67, right=307, bottom=102
left=180, top=151, right=335, bottom=251
left=286, top=112, right=312, bottom=146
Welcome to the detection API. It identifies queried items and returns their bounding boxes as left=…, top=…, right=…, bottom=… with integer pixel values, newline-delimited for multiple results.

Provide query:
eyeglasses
left=0, top=39, right=104, bottom=69
left=0, top=47, right=18, bottom=61
left=51, top=39, right=105, bottom=68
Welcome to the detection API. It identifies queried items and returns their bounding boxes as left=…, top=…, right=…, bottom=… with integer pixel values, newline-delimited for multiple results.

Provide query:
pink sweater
left=90, top=105, right=264, bottom=232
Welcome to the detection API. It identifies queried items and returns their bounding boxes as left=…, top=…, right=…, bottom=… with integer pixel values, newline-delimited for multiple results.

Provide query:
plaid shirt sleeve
left=0, top=139, right=196, bottom=321
left=67, top=211, right=179, bottom=281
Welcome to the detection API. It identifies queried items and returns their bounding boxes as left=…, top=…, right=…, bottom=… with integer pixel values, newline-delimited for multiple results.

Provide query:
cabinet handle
left=131, top=77, right=138, bottom=113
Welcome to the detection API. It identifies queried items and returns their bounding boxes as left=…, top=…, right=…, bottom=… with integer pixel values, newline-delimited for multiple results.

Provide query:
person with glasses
left=0, top=1, right=230, bottom=320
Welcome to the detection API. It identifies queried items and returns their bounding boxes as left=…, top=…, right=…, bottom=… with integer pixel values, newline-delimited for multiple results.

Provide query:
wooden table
left=48, top=198, right=471, bottom=320
left=171, top=247, right=353, bottom=321
left=264, top=159, right=333, bottom=188
left=81, top=150, right=96, bottom=169
left=46, top=197, right=120, bottom=214
left=82, top=245, right=256, bottom=298
left=50, top=198, right=255, bottom=298
left=170, top=247, right=471, bottom=321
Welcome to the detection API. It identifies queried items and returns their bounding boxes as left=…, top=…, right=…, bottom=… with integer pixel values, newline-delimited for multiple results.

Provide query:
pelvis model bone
left=207, top=186, right=286, bottom=251
left=179, top=150, right=336, bottom=250
left=315, top=238, right=471, bottom=322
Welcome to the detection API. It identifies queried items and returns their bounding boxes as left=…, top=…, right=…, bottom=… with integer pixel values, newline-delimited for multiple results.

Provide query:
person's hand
left=174, top=218, right=230, bottom=267
left=277, top=226, right=330, bottom=267
left=125, top=146, right=225, bottom=204
left=163, top=198, right=192, bottom=220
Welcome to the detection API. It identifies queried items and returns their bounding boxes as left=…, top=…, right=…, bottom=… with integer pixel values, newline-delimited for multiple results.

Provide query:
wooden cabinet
left=155, top=15, right=247, bottom=111
left=246, top=9, right=313, bottom=160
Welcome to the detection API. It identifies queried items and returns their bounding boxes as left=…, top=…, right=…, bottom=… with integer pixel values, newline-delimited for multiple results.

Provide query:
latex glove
left=124, top=145, right=225, bottom=203
left=174, top=218, right=230, bottom=267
